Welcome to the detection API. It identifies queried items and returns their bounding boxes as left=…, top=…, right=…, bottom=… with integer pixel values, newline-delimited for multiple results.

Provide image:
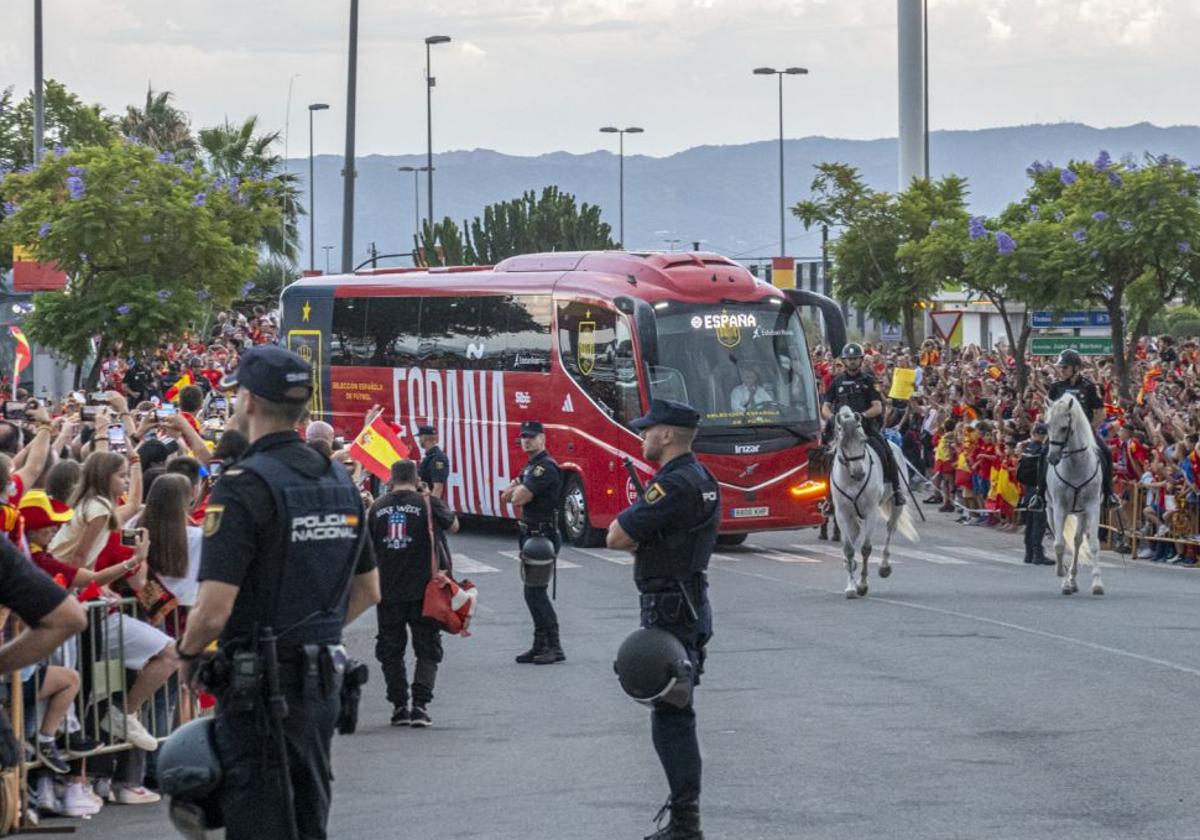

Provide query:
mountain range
left=293, top=122, right=1200, bottom=273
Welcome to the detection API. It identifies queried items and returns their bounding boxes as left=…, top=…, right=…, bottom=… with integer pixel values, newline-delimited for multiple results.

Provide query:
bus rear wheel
left=716, top=533, right=748, bottom=546
left=561, top=474, right=606, bottom=548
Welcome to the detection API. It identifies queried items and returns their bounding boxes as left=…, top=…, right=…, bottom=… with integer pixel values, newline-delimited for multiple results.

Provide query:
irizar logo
left=734, top=443, right=761, bottom=454
left=291, top=513, right=359, bottom=543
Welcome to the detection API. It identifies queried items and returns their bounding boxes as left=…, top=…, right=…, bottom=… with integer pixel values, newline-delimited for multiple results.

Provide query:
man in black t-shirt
left=369, top=459, right=458, bottom=728
left=0, top=540, right=87, bottom=673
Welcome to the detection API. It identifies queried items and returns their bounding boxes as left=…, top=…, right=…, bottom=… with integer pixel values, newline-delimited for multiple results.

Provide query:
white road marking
left=949, top=546, right=1026, bottom=566
left=497, top=550, right=580, bottom=569
left=711, top=553, right=741, bottom=563
left=451, top=555, right=501, bottom=574
left=753, top=548, right=821, bottom=564
left=713, top=564, right=1200, bottom=680
left=888, top=547, right=972, bottom=565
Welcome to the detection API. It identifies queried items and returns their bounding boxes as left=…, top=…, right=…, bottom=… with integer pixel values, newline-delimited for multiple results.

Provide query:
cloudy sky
left=2, top=0, right=1196, bottom=159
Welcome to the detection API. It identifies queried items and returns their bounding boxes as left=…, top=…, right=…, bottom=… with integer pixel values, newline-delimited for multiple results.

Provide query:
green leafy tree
left=119, top=86, right=196, bottom=157
left=198, top=116, right=300, bottom=261
left=416, top=186, right=615, bottom=266
left=0, top=80, right=116, bottom=172
left=414, top=217, right=470, bottom=267
left=1023, top=153, right=1200, bottom=397
left=245, top=257, right=298, bottom=304
left=793, top=163, right=968, bottom=348
left=0, top=141, right=281, bottom=384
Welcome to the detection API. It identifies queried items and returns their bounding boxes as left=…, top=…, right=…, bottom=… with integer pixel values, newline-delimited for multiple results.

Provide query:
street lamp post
left=424, top=35, right=452, bottom=232
left=307, top=103, right=329, bottom=272
left=398, top=165, right=432, bottom=247
left=753, top=66, right=808, bottom=257
left=599, top=126, right=644, bottom=248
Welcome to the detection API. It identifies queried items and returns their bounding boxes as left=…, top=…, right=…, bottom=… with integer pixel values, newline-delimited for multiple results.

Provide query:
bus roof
left=282, top=250, right=779, bottom=305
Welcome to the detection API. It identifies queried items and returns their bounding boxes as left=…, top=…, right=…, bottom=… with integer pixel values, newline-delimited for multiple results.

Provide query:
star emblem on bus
left=302, top=301, right=312, bottom=322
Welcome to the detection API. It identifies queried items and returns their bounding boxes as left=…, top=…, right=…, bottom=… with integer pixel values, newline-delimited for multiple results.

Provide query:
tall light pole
left=307, top=103, right=329, bottom=272
left=33, top=0, right=44, bottom=164
left=599, top=126, right=644, bottom=248
left=753, top=66, right=808, bottom=257
left=322, top=245, right=334, bottom=274
left=424, top=35, right=452, bottom=233
left=398, top=165, right=432, bottom=248
left=341, top=0, right=359, bottom=274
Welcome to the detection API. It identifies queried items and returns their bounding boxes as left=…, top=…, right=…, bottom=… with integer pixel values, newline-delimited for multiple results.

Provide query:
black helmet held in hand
left=1056, top=348, right=1083, bottom=369
left=614, top=627, right=694, bottom=709
left=840, top=342, right=865, bottom=360
left=519, top=536, right=557, bottom=587
left=159, top=718, right=225, bottom=838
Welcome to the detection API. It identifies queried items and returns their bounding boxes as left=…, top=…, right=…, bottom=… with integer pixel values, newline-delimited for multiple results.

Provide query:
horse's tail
left=894, top=501, right=919, bottom=542
left=1060, top=514, right=1094, bottom=566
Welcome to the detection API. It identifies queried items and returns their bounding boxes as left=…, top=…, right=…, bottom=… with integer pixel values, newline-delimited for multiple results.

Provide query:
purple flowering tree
left=1024, top=154, right=1200, bottom=397
left=0, top=141, right=281, bottom=386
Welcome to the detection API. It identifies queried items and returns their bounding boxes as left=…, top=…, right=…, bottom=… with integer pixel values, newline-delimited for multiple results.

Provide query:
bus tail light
left=789, top=480, right=827, bottom=500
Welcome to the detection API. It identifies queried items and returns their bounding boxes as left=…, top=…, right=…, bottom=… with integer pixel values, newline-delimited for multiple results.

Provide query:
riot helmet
left=158, top=718, right=224, bottom=838
left=614, top=627, right=694, bottom=709
left=519, top=535, right=557, bottom=587
left=840, top=343, right=865, bottom=360
left=1056, top=348, right=1083, bottom=373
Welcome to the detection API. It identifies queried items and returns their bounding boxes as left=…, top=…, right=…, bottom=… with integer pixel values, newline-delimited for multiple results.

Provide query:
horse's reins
left=832, top=422, right=875, bottom=520
left=1048, top=409, right=1101, bottom=514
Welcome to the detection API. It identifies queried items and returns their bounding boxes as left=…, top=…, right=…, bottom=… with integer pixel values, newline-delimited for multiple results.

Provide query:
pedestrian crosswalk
left=448, top=539, right=1128, bottom=573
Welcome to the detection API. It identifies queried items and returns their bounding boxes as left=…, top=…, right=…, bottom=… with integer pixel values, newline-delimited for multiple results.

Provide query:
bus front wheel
left=561, top=474, right=606, bottom=548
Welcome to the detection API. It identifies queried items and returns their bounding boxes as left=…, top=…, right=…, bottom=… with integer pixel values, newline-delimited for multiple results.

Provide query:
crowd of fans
left=813, top=334, right=1200, bottom=565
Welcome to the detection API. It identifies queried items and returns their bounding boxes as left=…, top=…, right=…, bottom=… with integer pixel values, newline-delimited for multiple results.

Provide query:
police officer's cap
left=416, top=424, right=437, bottom=436
left=519, top=420, right=545, bottom=438
left=629, top=399, right=701, bottom=431
left=219, top=345, right=312, bottom=404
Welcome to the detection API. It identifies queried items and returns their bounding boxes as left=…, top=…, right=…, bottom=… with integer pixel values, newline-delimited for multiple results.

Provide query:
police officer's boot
left=818, top=519, right=829, bottom=541
left=832, top=521, right=841, bottom=542
left=515, top=631, right=547, bottom=664
left=645, top=799, right=703, bottom=840
left=533, top=626, right=565, bottom=665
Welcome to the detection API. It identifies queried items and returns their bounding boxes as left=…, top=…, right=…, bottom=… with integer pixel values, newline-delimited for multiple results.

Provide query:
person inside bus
left=730, top=366, right=773, bottom=413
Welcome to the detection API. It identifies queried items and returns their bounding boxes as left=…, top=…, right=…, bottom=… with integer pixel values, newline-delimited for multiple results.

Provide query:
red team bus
left=280, top=251, right=846, bottom=546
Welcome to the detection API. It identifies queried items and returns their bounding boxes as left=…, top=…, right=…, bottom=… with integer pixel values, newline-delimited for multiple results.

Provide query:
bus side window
left=557, top=301, right=637, bottom=424
left=614, top=317, right=643, bottom=420
left=331, top=298, right=373, bottom=366
left=369, top=297, right=420, bottom=367
left=418, top=297, right=481, bottom=368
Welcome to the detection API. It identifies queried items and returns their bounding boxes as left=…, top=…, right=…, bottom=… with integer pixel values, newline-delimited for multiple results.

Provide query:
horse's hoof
left=879, top=565, right=892, bottom=579
left=1061, top=587, right=1074, bottom=596
left=1092, top=584, right=1105, bottom=596
left=845, top=589, right=858, bottom=600
left=856, top=583, right=869, bottom=597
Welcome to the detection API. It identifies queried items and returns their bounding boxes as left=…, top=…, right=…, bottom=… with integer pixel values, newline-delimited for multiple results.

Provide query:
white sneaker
left=112, top=785, right=161, bottom=805
left=33, top=775, right=62, bottom=815
left=99, top=707, right=158, bottom=751
left=61, top=782, right=102, bottom=817
left=1137, top=546, right=1153, bottom=559
left=84, top=783, right=104, bottom=807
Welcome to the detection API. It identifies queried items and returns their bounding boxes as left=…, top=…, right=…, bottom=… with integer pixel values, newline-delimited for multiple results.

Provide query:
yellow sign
left=12, top=244, right=34, bottom=262
left=715, top=310, right=741, bottom=348
left=578, top=320, right=596, bottom=375
left=888, top=368, right=916, bottom=400
left=287, top=329, right=324, bottom=417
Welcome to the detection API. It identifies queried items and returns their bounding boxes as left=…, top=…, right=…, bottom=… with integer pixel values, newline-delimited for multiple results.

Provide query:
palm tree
left=120, top=86, right=195, bottom=155
left=198, top=116, right=302, bottom=261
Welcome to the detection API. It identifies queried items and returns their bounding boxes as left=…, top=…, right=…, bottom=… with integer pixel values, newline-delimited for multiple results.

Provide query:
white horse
left=829, top=406, right=918, bottom=598
left=1044, top=394, right=1105, bottom=596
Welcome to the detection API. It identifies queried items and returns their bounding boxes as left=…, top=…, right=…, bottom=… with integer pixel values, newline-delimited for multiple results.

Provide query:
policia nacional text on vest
left=608, top=399, right=719, bottom=840
left=171, top=346, right=379, bottom=840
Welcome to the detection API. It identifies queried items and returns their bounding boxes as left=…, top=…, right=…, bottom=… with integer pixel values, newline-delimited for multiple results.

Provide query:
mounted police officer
left=820, top=343, right=906, bottom=507
left=416, top=424, right=449, bottom=500
left=1027, top=349, right=1119, bottom=511
left=607, top=399, right=719, bottom=840
left=174, top=345, right=380, bottom=840
left=500, top=420, right=565, bottom=665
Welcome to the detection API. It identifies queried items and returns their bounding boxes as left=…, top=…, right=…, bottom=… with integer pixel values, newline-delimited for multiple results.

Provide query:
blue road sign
left=1031, top=310, right=1110, bottom=328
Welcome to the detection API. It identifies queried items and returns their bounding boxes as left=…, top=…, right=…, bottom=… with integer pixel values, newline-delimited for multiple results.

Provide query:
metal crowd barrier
left=3, top=598, right=196, bottom=827
left=1120, top=481, right=1200, bottom=557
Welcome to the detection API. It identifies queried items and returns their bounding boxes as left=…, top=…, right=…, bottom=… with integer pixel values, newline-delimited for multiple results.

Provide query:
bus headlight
left=789, top=480, right=827, bottom=500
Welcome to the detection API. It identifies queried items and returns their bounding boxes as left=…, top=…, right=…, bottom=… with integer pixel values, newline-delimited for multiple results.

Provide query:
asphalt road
left=62, top=507, right=1200, bottom=840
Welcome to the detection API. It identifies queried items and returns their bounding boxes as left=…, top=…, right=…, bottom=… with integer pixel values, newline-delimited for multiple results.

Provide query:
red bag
left=419, top=496, right=477, bottom=637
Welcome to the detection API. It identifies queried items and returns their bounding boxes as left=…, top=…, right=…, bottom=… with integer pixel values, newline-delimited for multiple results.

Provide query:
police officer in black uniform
left=416, top=424, right=450, bottom=500
left=820, top=343, right=907, bottom=506
left=1017, top=423, right=1053, bottom=565
left=1027, top=348, right=1120, bottom=510
left=500, top=420, right=565, bottom=665
left=176, top=346, right=380, bottom=840
left=607, top=399, right=719, bottom=840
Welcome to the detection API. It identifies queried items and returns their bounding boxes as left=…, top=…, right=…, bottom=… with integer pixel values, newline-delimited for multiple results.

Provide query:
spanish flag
left=8, top=326, right=31, bottom=374
left=1136, top=365, right=1163, bottom=405
left=164, top=370, right=194, bottom=402
left=349, top=415, right=411, bottom=480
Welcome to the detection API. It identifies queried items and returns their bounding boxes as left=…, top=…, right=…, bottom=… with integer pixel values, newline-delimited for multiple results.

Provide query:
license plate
left=732, top=506, right=769, bottom=518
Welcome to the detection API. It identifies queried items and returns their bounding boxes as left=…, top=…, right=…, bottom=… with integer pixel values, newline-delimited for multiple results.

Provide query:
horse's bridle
left=1047, top=407, right=1100, bottom=513
left=1048, top=410, right=1089, bottom=460
left=832, top=414, right=874, bottom=519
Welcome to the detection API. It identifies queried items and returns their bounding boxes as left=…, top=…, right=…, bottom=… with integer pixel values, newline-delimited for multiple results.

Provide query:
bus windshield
left=648, top=300, right=819, bottom=430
